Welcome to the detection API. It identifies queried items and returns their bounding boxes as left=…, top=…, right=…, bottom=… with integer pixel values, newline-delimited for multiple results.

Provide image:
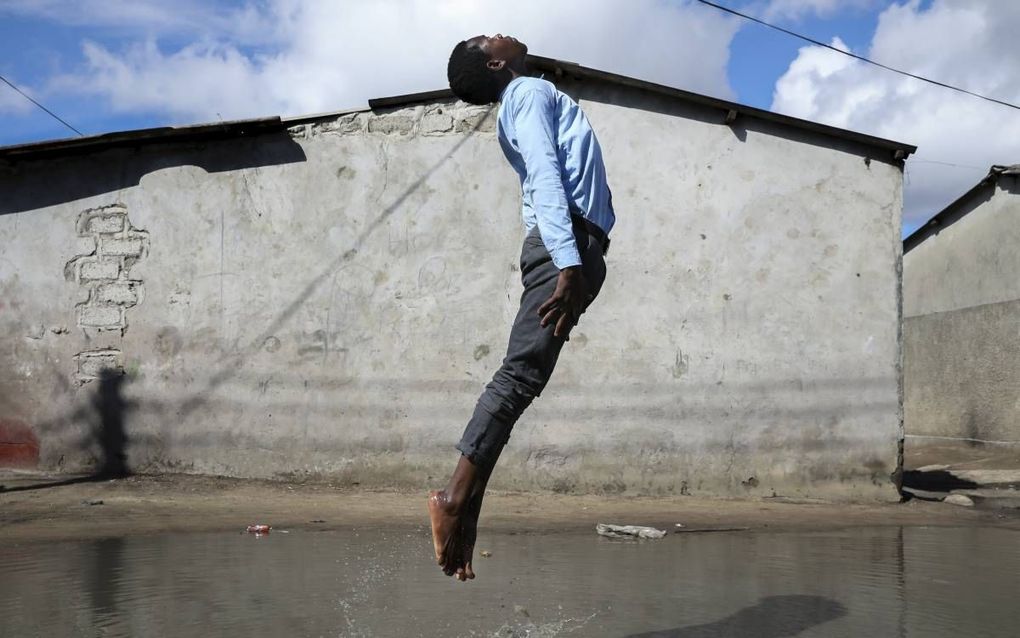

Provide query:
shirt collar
left=498, top=73, right=545, bottom=102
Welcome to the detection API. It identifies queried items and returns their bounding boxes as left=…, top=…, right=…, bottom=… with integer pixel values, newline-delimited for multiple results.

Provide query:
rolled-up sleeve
left=511, top=89, right=581, bottom=269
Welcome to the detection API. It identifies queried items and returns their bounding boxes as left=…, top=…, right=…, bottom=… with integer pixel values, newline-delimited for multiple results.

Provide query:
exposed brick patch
left=420, top=113, right=454, bottom=135
left=79, top=305, right=123, bottom=328
left=96, top=282, right=138, bottom=305
left=337, top=113, right=365, bottom=133
left=454, top=105, right=497, bottom=133
left=75, top=348, right=124, bottom=384
left=101, top=238, right=145, bottom=257
left=290, top=101, right=497, bottom=139
left=367, top=114, right=415, bottom=135
left=88, top=214, right=125, bottom=234
left=64, top=203, right=148, bottom=335
left=79, top=259, right=121, bottom=281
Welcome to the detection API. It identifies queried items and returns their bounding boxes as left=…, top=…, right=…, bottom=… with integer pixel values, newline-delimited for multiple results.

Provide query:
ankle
left=439, top=486, right=470, bottom=514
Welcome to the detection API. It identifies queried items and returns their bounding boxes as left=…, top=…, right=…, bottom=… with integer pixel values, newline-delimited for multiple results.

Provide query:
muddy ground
left=2, top=472, right=1018, bottom=544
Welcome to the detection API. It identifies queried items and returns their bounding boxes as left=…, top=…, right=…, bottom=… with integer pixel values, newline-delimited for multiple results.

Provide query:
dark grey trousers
left=456, top=221, right=608, bottom=469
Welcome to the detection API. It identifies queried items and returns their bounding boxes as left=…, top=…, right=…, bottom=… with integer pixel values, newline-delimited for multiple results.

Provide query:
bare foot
left=456, top=511, right=478, bottom=581
left=427, top=490, right=463, bottom=575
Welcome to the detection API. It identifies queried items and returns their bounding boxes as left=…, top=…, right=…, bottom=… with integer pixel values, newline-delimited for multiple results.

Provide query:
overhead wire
left=0, top=73, right=84, bottom=137
left=4, top=2, right=1018, bottom=139
left=693, top=0, right=1020, bottom=113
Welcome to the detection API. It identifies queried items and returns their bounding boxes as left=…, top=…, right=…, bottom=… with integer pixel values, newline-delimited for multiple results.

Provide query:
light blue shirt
left=497, top=76, right=616, bottom=269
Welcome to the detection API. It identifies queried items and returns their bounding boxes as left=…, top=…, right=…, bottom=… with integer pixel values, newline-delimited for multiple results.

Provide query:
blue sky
left=1, top=0, right=1016, bottom=235
left=0, top=1, right=884, bottom=144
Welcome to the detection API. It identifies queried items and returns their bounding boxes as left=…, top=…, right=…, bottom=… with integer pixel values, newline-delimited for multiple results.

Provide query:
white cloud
left=762, top=0, right=875, bottom=21
left=0, top=0, right=266, bottom=39
left=0, top=77, right=37, bottom=115
left=38, top=0, right=739, bottom=125
left=771, top=0, right=1020, bottom=227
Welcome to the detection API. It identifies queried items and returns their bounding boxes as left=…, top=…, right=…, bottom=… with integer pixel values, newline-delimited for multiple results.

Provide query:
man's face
left=466, top=34, right=528, bottom=67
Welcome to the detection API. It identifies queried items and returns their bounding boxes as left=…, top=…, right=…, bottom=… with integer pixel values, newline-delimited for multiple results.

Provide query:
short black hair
left=447, top=40, right=509, bottom=105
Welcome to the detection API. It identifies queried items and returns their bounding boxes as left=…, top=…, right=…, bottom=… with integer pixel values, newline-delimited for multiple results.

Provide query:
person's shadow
left=88, top=368, right=133, bottom=478
left=624, top=595, right=847, bottom=638
left=0, top=367, right=135, bottom=492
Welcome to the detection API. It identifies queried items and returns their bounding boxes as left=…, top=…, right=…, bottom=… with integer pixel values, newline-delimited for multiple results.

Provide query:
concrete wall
left=0, top=77, right=905, bottom=500
left=903, top=173, right=1020, bottom=444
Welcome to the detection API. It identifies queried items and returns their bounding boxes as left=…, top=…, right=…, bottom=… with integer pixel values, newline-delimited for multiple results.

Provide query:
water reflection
left=88, top=537, right=125, bottom=632
left=1, top=526, right=1017, bottom=637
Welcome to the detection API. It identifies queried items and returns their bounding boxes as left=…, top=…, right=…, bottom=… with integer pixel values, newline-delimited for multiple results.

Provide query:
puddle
left=2, top=526, right=1018, bottom=636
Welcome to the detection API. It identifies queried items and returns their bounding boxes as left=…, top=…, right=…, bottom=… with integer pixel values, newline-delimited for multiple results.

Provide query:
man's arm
left=512, top=87, right=588, bottom=337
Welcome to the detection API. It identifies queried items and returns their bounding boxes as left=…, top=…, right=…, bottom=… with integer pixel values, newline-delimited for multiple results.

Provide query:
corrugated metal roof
left=0, top=54, right=917, bottom=163
left=903, top=165, right=1020, bottom=253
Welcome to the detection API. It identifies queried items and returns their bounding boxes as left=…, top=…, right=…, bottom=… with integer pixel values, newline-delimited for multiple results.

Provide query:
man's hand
left=538, top=266, right=590, bottom=338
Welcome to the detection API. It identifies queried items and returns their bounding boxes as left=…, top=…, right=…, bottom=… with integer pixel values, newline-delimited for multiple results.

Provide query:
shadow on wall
left=624, top=595, right=848, bottom=638
left=0, top=131, right=307, bottom=215
left=171, top=107, right=494, bottom=422
left=0, top=368, right=136, bottom=493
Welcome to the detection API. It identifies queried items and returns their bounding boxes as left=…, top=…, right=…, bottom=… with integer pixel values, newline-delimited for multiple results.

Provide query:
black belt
left=571, top=214, right=610, bottom=256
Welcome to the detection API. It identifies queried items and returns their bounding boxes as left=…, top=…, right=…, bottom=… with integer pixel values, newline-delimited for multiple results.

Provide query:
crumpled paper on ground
left=595, top=523, right=667, bottom=539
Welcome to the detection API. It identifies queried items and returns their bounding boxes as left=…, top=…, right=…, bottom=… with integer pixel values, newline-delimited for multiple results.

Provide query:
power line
left=0, top=73, right=84, bottom=137
left=693, top=0, right=1020, bottom=113
left=908, top=158, right=987, bottom=171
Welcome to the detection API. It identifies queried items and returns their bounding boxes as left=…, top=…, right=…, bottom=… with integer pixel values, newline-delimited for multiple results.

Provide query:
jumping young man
left=428, top=34, right=615, bottom=582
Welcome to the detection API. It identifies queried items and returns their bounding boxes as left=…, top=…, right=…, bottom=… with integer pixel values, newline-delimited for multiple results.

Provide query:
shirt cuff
left=548, top=244, right=582, bottom=270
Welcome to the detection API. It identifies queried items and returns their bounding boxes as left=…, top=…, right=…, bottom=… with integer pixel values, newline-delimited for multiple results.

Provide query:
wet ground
left=3, top=525, right=1019, bottom=637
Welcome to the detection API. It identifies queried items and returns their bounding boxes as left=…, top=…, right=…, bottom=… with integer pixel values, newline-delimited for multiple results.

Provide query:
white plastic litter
left=595, top=523, right=667, bottom=539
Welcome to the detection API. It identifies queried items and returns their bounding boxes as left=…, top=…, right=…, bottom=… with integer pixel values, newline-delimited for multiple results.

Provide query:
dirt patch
left=1, top=472, right=1017, bottom=544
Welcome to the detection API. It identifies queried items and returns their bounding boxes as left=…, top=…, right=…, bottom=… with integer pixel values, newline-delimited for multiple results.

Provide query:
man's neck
left=507, top=57, right=529, bottom=80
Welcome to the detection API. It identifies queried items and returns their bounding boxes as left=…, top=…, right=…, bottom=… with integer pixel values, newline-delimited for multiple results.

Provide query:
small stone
left=513, top=605, right=529, bottom=617
left=81, top=499, right=104, bottom=506
left=480, top=550, right=492, bottom=558
left=917, top=464, right=951, bottom=473
left=943, top=494, right=974, bottom=507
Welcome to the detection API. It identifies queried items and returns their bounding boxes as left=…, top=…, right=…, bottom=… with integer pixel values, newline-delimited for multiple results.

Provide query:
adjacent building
left=903, top=165, right=1020, bottom=452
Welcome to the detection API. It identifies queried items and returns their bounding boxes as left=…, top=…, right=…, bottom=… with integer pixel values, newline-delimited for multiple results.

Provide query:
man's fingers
left=540, top=297, right=562, bottom=326
left=554, top=312, right=573, bottom=338
left=537, top=296, right=556, bottom=318
left=540, top=307, right=560, bottom=328
left=573, top=299, right=587, bottom=318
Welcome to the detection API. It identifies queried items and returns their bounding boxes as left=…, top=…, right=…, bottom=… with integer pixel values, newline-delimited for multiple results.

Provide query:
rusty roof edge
left=0, top=116, right=287, bottom=161
left=903, top=165, right=1018, bottom=253
left=525, top=55, right=916, bottom=158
